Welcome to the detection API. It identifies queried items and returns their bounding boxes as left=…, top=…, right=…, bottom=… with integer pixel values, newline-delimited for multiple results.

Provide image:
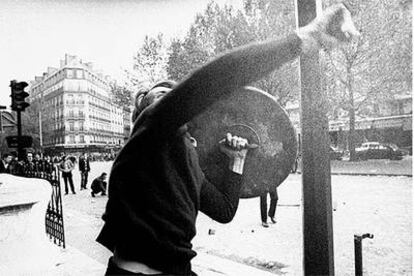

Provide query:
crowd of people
left=0, top=151, right=107, bottom=197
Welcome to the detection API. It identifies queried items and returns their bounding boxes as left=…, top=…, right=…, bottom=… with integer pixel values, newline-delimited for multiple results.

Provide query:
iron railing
left=11, top=161, right=66, bottom=248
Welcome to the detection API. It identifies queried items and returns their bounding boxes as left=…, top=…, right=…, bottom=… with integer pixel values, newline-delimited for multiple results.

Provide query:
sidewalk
left=61, top=161, right=412, bottom=276
left=296, top=156, right=412, bottom=177
left=49, top=244, right=277, bottom=276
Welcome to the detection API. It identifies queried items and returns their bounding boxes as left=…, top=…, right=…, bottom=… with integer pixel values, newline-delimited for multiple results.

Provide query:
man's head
left=27, top=152, right=33, bottom=162
left=2, top=153, right=12, bottom=164
left=35, top=153, right=41, bottom=160
left=132, top=80, right=176, bottom=121
left=100, top=172, right=107, bottom=181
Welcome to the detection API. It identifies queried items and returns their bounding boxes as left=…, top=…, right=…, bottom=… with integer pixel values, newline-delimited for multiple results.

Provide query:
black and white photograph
left=0, top=0, right=411, bottom=275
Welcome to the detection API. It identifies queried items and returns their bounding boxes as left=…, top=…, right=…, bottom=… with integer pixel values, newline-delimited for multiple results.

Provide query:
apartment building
left=29, top=54, right=131, bottom=154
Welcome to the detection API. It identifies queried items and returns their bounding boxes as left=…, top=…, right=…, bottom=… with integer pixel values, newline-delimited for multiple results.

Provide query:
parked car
left=399, top=146, right=412, bottom=156
left=329, top=146, right=343, bottom=160
left=355, top=142, right=404, bottom=160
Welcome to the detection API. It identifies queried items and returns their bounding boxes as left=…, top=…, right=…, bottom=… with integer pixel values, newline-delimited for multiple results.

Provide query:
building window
left=66, top=69, right=74, bottom=78
left=79, top=122, right=84, bottom=131
left=66, top=94, right=74, bottom=104
left=69, top=135, right=75, bottom=143
left=79, top=135, right=85, bottom=143
left=69, top=122, right=74, bottom=131
left=76, top=69, right=83, bottom=79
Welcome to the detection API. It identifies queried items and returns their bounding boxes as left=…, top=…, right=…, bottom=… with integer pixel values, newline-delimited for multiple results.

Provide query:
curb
left=330, top=172, right=412, bottom=177
left=292, top=172, right=412, bottom=177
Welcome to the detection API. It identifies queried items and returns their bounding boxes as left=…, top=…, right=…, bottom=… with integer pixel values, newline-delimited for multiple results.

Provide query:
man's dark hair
left=2, top=153, right=11, bottom=159
left=132, top=80, right=177, bottom=122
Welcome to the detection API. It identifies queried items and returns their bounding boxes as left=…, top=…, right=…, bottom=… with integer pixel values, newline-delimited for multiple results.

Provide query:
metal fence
left=11, top=161, right=66, bottom=248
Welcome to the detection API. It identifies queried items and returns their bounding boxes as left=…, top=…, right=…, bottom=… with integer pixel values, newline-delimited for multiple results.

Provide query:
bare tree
left=323, top=0, right=412, bottom=160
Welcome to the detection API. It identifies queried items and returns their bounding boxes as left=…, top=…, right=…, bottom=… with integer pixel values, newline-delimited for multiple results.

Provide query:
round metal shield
left=188, top=86, right=297, bottom=198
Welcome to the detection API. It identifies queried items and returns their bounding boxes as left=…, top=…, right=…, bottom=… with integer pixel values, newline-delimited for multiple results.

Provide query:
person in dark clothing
left=59, top=155, right=76, bottom=195
left=0, top=153, right=13, bottom=173
left=79, top=153, right=91, bottom=190
left=34, top=153, right=43, bottom=171
left=43, top=155, right=54, bottom=173
left=91, top=172, right=108, bottom=197
left=260, top=187, right=278, bottom=228
left=24, top=152, right=35, bottom=171
left=9, top=154, right=23, bottom=176
left=96, top=4, right=359, bottom=275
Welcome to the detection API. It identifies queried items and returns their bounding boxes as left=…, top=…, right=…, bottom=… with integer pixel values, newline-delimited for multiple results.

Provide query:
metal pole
left=354, top=233, right=374, bottom=276
left=354, top=236, right=363, bottom=276
left=39, top=107, right=43, bottom=147
left=295, top=1, right=335, bottom=275
left=17, top=110, right=24, bottom=160
left=0, top=111, right=3, bottom=133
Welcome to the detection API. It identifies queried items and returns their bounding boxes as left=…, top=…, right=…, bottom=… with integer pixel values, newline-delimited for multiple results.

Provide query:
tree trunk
left=348, top=80, right=357, bottom=161
left=348, top=102, right=357, bottom=161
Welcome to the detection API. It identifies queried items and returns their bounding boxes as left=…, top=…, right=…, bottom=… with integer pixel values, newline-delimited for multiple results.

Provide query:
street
left=62, top=161, right=412, bottom=275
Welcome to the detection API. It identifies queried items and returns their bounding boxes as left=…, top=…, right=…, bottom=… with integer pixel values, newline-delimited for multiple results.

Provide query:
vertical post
left=354, top=233, right=374, bottom=276
left=0, top=111, right=3, bottom=133
left=354, top=236, right=363, bottom=276
left=295, top=1, right=335, bottom=275
left=17, top=110, right=24, bottom=160
left=39, top=108, right=43, bottom=147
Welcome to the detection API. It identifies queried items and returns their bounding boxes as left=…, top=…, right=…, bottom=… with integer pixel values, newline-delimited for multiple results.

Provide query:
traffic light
left=10, top=80, right=30, bottom=111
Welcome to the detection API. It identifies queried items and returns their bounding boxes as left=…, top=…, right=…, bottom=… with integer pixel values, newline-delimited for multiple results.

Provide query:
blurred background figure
left=260, top=187, right=278, bottom=228
left=79, top=152, right=91, bottom=190
left=91, top=172, right=107, bottom=197
left=59, top=155, right=76, bottom=195
left=0, top=153, right=13, bottom=173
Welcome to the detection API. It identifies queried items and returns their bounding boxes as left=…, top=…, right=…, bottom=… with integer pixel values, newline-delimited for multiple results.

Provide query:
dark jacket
left=91, top=176, right=107, bottom=193
left=0, top=161, right=10, bottom=173
left=79, top=157, right=90, bottom=172
left=97, top=34, right=302, bottom=275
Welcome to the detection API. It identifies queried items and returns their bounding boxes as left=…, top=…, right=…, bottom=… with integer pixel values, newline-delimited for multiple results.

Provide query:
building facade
left=29, top=54, right=131, bottom=154
left=285, top=93, right=412, bottom=151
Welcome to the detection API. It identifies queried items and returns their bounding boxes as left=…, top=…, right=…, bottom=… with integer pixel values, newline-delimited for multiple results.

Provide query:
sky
left=0, top=0, right=243, bottom=107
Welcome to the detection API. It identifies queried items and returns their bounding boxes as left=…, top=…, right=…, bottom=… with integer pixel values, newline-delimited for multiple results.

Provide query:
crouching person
left=91, top=173, right=107, bottom=197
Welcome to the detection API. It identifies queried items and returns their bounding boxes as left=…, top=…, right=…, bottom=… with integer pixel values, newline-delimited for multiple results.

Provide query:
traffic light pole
left=17, top=110, right=24, bottom=160
left=10, top=80, right=30, bottom=159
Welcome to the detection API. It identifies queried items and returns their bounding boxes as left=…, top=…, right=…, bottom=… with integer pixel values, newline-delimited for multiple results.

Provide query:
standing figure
left=260, top=187, right=279, bottom=228
left=79, top=153, right=91, bottom=190
left=96, top=4, right=359, bottom=275
left=0, top=153, right=13, bottom=173
left=59, top=155, right=76, bottom=195
left=24, top=152, right=36, bottom=176
left=43, top=155, right=55, bottom=179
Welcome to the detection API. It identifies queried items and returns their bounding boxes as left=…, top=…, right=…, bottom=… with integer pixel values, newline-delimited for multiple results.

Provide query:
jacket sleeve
left=199, top=170, right=243, bottom=223
left=135, top=34, right=302, bottom=136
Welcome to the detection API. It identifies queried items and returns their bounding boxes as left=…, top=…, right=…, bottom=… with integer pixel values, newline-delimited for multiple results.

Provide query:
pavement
left=50, top=157, right=412, bottom=275
left=297, top=156, right=412, bottom=177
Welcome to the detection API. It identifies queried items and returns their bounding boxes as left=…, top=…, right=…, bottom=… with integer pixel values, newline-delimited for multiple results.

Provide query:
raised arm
left=142, top=34, right=301, bottom=135
left=139, top=4, right=359, bottom=136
